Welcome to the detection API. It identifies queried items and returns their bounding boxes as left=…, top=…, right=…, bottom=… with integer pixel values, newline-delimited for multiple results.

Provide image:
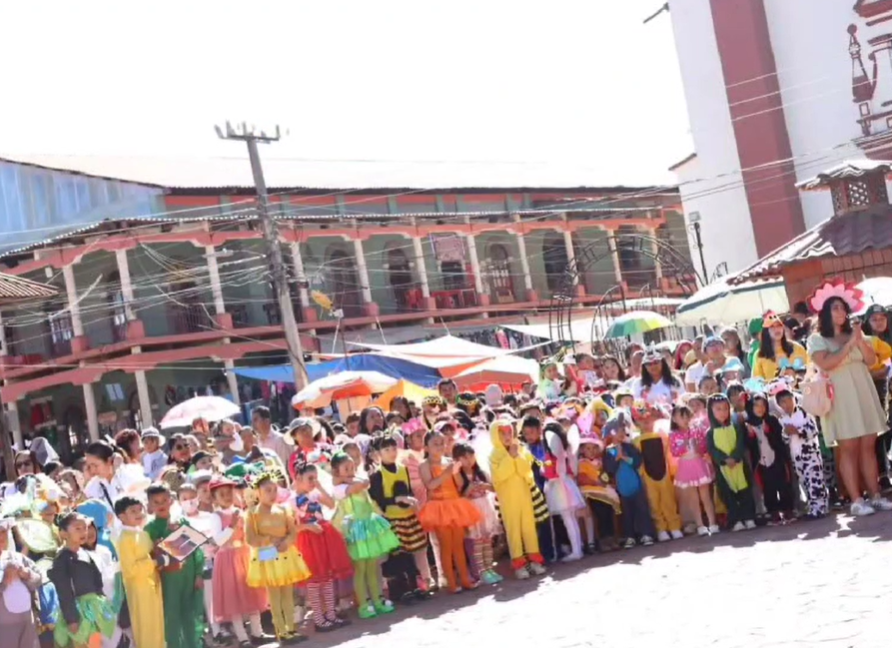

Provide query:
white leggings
left=203, top=577, right=220, bottom=635
left=230, top=613, right=263, bottom=642
left=560, top=511, right=583, bottom=557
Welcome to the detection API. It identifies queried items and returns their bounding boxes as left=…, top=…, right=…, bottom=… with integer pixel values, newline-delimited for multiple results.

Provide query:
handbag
left=800, top=366, right=833, bottom=417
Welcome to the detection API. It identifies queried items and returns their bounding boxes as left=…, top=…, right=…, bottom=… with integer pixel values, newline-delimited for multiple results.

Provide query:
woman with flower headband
left=806, top=280, right=892, bottom=517
left=245, top=469, right=311, bottom=645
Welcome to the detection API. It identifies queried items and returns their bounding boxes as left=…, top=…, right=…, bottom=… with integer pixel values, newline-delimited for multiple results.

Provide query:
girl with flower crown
left=245, top=470, right=311, bottom=645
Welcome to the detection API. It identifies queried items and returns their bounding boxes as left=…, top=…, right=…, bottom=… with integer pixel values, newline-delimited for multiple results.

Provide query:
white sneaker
left=640, top=535, right=655, bottom=546
left=670, top=529, right=684, bottom=540
left=732, top=522, right=745, bottom=532
left=869, top=497, right=892, bottom=511
left=696, top=526, right=709, bottom=537
left=514, top=566, right=531, bottom=580
left=744, top=520, right=757, bottom=530
left=527, top=561, right=547, bottom=576
left=622, top=538, right=637, bottom=549
left=851, top=499, right=876, bottom=517
left=657, top=531, right=671, bottom=542
left=708, top=525, right=720, bottom=534
left=561, top=552, right=583, bottom=563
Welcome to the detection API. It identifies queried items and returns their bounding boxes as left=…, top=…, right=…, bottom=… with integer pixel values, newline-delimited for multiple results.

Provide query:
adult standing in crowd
left=684, top=337, right=727, bottom=392
left=807, top=283, right=892, bottom=516
left=861, top=304, right=892, bottom=486
left=252, top=406, right=291, bottom=468
left=752, top=312, right=808, bottom=380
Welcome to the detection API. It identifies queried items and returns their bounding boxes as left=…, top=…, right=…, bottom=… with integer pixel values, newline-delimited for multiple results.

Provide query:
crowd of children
left=2, top=305, right=891, bottom=648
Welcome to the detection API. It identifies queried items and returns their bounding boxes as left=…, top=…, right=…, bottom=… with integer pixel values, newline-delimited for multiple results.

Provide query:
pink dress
left=401, top=450, right=428, bottom=506
left=669, top=418, right=714, bottom=488
left=212, top=509, right=268, bottom=621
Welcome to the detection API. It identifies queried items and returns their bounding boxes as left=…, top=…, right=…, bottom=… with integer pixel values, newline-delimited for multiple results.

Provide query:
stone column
left=116, top=247, right=154, bottom=425
left=353, top=238, right=376, bottom=316
left=83, top=383, right=99, bottom=441
left=204, top=245, right=240, bottom=405
left=603, top=226, right=623, bottom=285
left=512, top=214, right=536, bottom=301
left=114, top=248, right=135, bottom=320
left=61, top=263, right=88, bottom=352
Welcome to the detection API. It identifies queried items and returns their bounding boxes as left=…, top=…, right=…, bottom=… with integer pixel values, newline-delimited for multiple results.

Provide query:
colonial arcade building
left=0, top=155, right=692, bottom=459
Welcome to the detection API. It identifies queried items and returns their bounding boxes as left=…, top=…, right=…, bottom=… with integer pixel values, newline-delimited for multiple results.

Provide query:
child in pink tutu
left=208, top=477, right=270, bottom=648
left=669, top=404, right=718, bottom=536
left=453, top=442, right=502, bottom=585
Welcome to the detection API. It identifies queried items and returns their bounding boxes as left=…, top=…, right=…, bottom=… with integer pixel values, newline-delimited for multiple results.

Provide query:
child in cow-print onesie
left=774, top=388, right=828, bottom=519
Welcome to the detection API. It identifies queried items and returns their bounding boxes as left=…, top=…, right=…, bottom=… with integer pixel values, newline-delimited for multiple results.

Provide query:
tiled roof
left=0, top=272, right=57, bottom=301
left=732, top=205, right=892, bottom=283
left=796, top=159, right=892, bottom=191
left=0, top=153, right=673, bottom=193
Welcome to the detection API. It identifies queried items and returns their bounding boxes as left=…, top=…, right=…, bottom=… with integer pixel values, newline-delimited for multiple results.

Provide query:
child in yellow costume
left=488, top=418, right=547, bottom=580
left=631, top=402, right=683, bottom=541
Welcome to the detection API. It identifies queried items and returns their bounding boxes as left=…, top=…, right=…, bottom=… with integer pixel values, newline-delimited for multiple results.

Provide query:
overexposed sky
left=0, top=1, right=692, bottom=186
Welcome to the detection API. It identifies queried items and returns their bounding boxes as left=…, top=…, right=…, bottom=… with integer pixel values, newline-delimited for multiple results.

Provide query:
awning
left=233, top=354, right=443, bottom=387
left=348, top=334, right=515, bottom=358
left=675, top=277, right=789, bottom=326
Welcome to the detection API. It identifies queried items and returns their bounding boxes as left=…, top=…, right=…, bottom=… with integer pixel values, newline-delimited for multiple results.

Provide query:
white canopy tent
left=675, top=277, right=789, bottom=326
left=348, top=334, right=516, bottom=358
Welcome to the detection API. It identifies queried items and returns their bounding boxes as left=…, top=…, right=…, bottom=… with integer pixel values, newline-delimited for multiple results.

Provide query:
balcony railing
left=230, top=304, right=250, bottom=329
left=169, top=304, right=213, bottom=335
left=431, top=288, right=479, bottom=309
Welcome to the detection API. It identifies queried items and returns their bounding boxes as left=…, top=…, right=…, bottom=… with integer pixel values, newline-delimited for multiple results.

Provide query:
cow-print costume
left=780, top=406, right=828, bottom=517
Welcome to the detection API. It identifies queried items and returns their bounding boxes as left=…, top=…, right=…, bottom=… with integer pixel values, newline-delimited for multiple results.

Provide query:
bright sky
left=0, top=1, right=692, bottom=186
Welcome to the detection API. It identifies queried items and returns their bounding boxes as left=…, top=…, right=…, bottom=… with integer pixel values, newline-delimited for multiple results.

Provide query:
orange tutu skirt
left=418, top=498, right=483, bottom=530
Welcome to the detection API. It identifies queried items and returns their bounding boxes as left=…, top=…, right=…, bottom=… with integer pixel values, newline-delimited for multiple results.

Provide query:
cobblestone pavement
left=315, top=511, right=892, bottom=648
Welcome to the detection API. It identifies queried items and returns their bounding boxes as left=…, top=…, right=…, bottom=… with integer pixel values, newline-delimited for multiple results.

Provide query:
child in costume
left=80, top=513, right=124, bottom=648
left=489, top=418, right=547, bottom=579
left=519, top=415, right=560, bottom=562
left=291, top=460, right=353, bottom=632
left=50, top=512, right=115, bottom=648
left=706, top=394, right=757, bottom=531
left=245, top=471, right=311, bottom=645
left=330, top=451, right=400, bottom=619
left=541, top=420, right=586, bottom=560
left=208, top=476, right=270, bottom=648
left=417, top=429, right=482, bottom=593
left=144, top=483, right=205, bottom=648
left=114, top=496, right=166, bottom=648
left=453, top=441, right=503, bottom=585
left=0, top=516, right=44, bottom=648
left=668, top=404, right=717, bottom=536
left=745, top=393, right=793, bottom=522
left=632, top=402, right=683, bottom=542
left=602, top=409, right=655, bottom=548
left=368, top=435, right=429, bottom=600
left=538, top=360, right=562, bottom=401
left=576, top=431, right=621, bottom=551
left=398, top=419, right=436, bottom=590
left=775, top=387, right=829, bottom=518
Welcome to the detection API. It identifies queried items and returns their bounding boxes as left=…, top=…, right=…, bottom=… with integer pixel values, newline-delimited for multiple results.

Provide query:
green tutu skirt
left=52, top=593, right=116, bottom=647
left=342, top=513, right=400, bottom=560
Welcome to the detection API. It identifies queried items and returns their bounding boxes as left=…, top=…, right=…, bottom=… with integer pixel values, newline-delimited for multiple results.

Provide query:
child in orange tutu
left=417, top=429, right=482, bottom=593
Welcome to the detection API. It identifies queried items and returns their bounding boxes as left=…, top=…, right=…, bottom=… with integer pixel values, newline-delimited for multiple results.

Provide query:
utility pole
left=688, top=211, right=709, bottom=286
left=215, top=121, right=309, bottom=389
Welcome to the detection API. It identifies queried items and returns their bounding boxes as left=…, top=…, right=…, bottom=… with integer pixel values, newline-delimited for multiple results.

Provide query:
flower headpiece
left=808, top=278, right=864, bottom=314
left=762, top=311, right=783, bottom=329
left=250, top=468, right=285, bottom=489
left=422, top=395, right=446, bottom=409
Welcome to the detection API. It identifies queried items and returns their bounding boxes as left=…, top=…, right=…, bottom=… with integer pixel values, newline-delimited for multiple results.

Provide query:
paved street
left=319, top=512, right=892, bottom=648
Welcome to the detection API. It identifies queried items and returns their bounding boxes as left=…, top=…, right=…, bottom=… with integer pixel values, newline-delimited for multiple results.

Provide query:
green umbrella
left=605, top=310, right=673, bottom=339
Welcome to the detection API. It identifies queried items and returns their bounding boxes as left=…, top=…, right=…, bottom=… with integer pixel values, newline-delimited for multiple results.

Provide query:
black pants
left=716, top=472, right=756, bottom=527
left=536, top=519, right=557, bottom=563
left=382, top=551, right=419, bottom=599
left=588, top=499, right=616, bottom=539
left=619, top=489, right=655, bottom=539
left=758, top=461, right=794, bottom=514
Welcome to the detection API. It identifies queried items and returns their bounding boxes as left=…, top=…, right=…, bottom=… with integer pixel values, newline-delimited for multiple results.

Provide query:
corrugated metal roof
left=796, top=159, right=892, bottom=191
left=0, top=272, right=57, bottom=301
left=732, top=204, right=892, bottom=283
left=0, top=153, right=672, bottom=193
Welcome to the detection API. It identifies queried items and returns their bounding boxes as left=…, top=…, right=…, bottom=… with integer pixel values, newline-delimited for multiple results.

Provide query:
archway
left=387, top=248, right=414, bottom=310
left=547, top=232, right=701, bottom=349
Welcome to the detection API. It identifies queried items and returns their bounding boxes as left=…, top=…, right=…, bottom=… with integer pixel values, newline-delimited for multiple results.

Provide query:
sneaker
left=732, top=522, right=745, bottom=532
left=251, top=635, right=275, bottom=646
left=373, top=598, right=395, bottom=614
left=514, top=566, right=531, bottom=580
left=357, top=604, right=377, bottom=620
left=696, top=526, right=709, bottom=537
left=708, top=524, right=720, bottom=534
left=482, top=570, right=503, bottom=585
left=744, top=520, right=757, bottom=530
left=851, top=499, right=876, bottom=517
left=282, top=634, right=308, bottom=646
left=640, top=535, right=654, bottom=546
left=869, top=497, right=892, bottom=511
left=656, top=530, right=670, bottom=542
left=622, top=537, right=637, bottom=549
left=670, top=529, right=684, bottom=540
left=527, top=561, right=547, bottom=576
left=561, top=552, right=583, bottom=563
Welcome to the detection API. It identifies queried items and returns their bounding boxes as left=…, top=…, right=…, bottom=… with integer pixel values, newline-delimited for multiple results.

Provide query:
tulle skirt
left=342, top=513, right=401, bottom=560
left=418, top=497, right=483, bottom=530
left=213, top=545, right=268, bottom=620
left=247, top=545, right=312, bottom=588
left=297, top=521, right=354, bottom=582
left=467, top=495, right=501, bottom=540
left=544, top=476, right=585, bottom=514
left=386, top=513, right=429, bottom=553
left=53, top=594, right=116, bottom=647
left=675, top=456, right=715, bottom=489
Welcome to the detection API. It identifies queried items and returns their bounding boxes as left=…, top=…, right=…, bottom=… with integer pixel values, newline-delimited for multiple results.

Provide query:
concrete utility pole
left=215, top=121, right=309, bottom=389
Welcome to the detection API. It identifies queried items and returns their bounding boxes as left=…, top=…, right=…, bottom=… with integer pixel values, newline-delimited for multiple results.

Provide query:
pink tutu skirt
left=467, top=494, right=501, bottom=540
left=213, top=544, right=269, bottom=621
left=675, top=456, right=714, bottom=489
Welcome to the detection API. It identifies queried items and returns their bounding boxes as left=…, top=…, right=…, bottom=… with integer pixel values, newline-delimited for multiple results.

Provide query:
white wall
left=668, top=0, right=758, bottom=275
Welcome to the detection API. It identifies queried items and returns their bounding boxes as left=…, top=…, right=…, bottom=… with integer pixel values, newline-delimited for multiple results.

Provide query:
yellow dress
left=245, top=504, right=311, bottom=587
left=117, top=527, right=165, bottom=648
left=752, top=341, right=808, bottom=380
left=868, top=335, right=892, bottom=373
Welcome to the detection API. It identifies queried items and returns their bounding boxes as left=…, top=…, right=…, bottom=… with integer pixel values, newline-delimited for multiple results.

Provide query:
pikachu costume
left=488, top=420, right=544, bottom=571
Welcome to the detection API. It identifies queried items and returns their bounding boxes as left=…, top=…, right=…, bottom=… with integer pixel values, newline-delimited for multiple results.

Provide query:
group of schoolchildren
left=0, top=353, right=859, bottom=648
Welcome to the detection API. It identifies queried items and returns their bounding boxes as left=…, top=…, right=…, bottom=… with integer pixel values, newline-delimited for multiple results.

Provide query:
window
left=328, top=249, right=362, bottom=318
left=441, top=261, right=466, bottom=291
left=387, top=248, right=413, bottom=310
left=487, top=244, right=513, bottom=300
left=543, top=232, right=569, bottom=293
left=107, top=271, right=127, bottom=341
